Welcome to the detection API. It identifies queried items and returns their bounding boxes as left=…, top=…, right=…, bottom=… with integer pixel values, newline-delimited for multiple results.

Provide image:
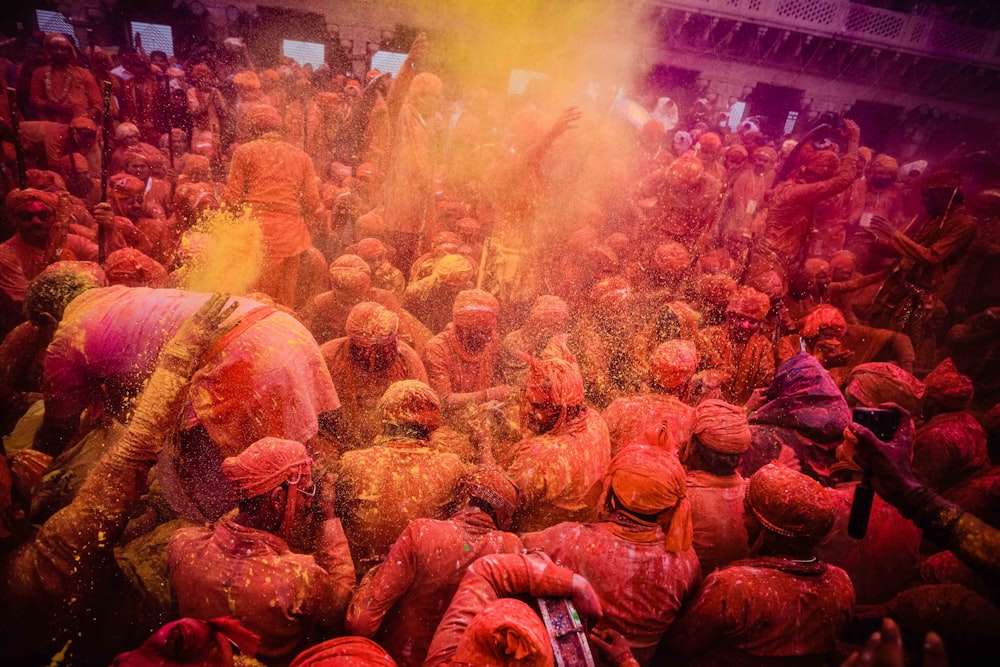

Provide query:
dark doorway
left=745, top=83, right=805, bottom=138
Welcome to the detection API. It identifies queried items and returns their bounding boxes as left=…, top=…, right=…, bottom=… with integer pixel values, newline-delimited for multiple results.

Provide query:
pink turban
left=109, top=173, right=146, bottom=197
left=609, top=444, right=693, bottom=552
left=693, top=399, right=751, bottom=454
left=803, top=150, right=840, bottom=175
left=923, top=358, right=974, bottom=412
left=650, top=340, right=697, bottom=390
left=727, top=286, right=771, bottom=321
left=800, top=304, right=848, bottom=340
left=233, top=70, right=261, bottom=89
left=847, top=363, right=926, bottom=414
left=452, top=288, right=499, bottom=328
left=353, top=238, right=385, bottom=261
left=697, top=132, right=722, bottom=151
left=694, top=273, right=737, bottom=307
left=747, top=463, right=835, bottom=542
left=666, top=155, right=704, bottom=187
left=221, top=437, right=312, bottom=499
left=871, top=154, right=899, bottom=173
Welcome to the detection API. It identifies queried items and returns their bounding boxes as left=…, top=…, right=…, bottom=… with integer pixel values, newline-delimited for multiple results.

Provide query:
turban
left=652, top=242, right=691, bottom=276
left=344, top=79, right=362, bottom=91
left=590, top=276, right=630, bottom=309
left=290, top=637, right=397, bottom=667
left=748, top=271, right=785, bottom=300
left=378, top=380, right=441, bottom=432
left=697, top=132, right=722, bottom=151
left=804, top=258, right=830, bottom=279
left=453, top=598, right=553, bottom=667
left=923, top=358, right=974, bottom=412
left=260, top=69, right=280, bottom=83
left=522, top=335, right=584, bottom=409
left=345, top=301, right=399, bottom=342
left=433, top=254, right=474, bottom=287
left=829, top=251, right=856, bottom=274
left=694, top=273, right=737, bottom=307
left=409, top=72, right=442, bottom=99
left=315, top=92, right=341, bottom=108
left=329, top=254, right=372, bottom=294
left=666, top=156, right=704, bottom=187
left=190, top=63, right=214, bottom=82
left=26, top=169, right=66, bottom=192
left=353, top=237, right=385, bottom=261
left=221, top=437, right=312, bottom=499
left=608, top=444, right=693, bottom=551
left=459, top=465, right=520, bottom=530
left=726, top=144, right=749, bottom=161
left=456, top=217, right=481, bottom=236
left=103, top=248, right=167, bottom=288
left=453, top=288, right=499, bottom=328
left=693, top=399, right=752, bottom=454
left=803, top=149, right=839, bottom=176
left=115, top=123, right=141, bottom=141
left=109, top=173, right=145, bottom=196
left=747, top=463, right=835, bottom=542
left=801, top=304, right=848, bottom=340
left=41, top=260, right=107, bottom=286
left=57, top=152, right=90, bottom=176
left=650, top=340, right=697, bottom=390
left=727, top=286, right=770, bottom=322
left=233, top=70, right=261, bottom=89
left=847, top=363, right=926, bottom=414
left=69, top=116, right=98, bottom=132
left=753, top=146, right=778, bottom=161
left=871, top=154, right=899, bottom=173
left=431, top=230, right=461, bottom=249
left=672, top=131, right=693, bottom=153
left=5, top=188, right=58, bottom=215
left=922, top=170, right=961, bottom=191
left=123, top=149, right=150, bottom=165
left=527, top=294, right=569, bottom=331
left=355, top=211, right=387, bottom=237
left=112, top=617, right=260, bottom=667
left=244, top=104, right=282, bottom=133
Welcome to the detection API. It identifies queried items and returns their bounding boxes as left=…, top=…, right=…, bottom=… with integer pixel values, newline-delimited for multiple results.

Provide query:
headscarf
left=747, top=463, right=835, bottom=542
left=521, top=335, right=584, bottom=409
left=650, top=340, right=697, bottom=390
left=693, top=400, right=751, bottom=454
left=800, top=304, right=848, bottom=340
left=290, top=637, right=398, bottom=667
left=527, top=294, right=569, bottom=332
left=109, top=173, right=145, bottom=197
left=453, top=598, right=553, bottom=667
left=111, top=617, right=260, bottom=667
left=221, top=437, right=312, bottom=499
left=746, top=353, right=851, bottom=483
left=608, top=444, right=693, bottom=552
left=345, top=302, right=399, bottom=342
left=727, top=286, right=770, bottom=322
left=329, top=254, right=372, bottom=294
left=652, top=242, right=690, bottom=276
left=377, top=380, right=441, bottom=433
left=846, top=362, right=926, bottom=414
left=103, top=248, right=167, bottom=287
left=5, top=188, right=58, bottom=215
left=453, top=288, right=499, bottom=328
left=923, top=358, right=974, bottom=412
left=244, top=104, right=282, bottom=134
left=458, top=465, right=520, bottom=530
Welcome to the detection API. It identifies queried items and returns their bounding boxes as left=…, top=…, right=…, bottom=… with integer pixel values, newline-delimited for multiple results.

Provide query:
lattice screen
left=371, top=50, right=407, bottom=77
left=927, top=25, right=989, bottom=57
left=130, top=21, right=174, bottom=57
left=844, top=6, right=905, bottom=40
left=774, top=0, right=838, bottom=26
left=35, top=9, right=76, bottom=45
left=282, top=40, right=326, bottom=69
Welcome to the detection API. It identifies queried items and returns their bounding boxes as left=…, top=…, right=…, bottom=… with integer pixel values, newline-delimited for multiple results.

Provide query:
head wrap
left=5, top=188, right=58, bottom=215
left=694, top=273, right=737, bottom=308
left=221, top=437, right=312, bottom=499
left=801, top=304, right=848, bottom=340
left=69, top=116, right=98, bottom=132
left=189, top=63, right=214, bottom=83
left=233, top=70, right=261, bottom=89
left=608, top=444, right=693, bottom=551
left=314, top=92, right=341, bottom=108
left=290, top=637, right=397, bottom=667
left=727, top=286, right=770, bottom=321
left=804, top=258, right=830, bottom=280
left=753, top=146, right=778, bottom=161
left=25, top=169, right=67, bottom=192
left=377, top=380, right=441, bottom=433
left=453, top=288, right=499, bottom=328
left=697, top=132, right=722, bottom=152
left=112, top=617, right=260, bottom=667
left=329, top=254, right=372, bottom=294
left=666, top=155, right=704, bottom=187
left=726, top=144, right=749, bottom=161
left=44, top=33, right=76, bottom=59
left=123, top=148, right=150, bottom=166
left=829, top=250, right=856, bottom=275
left=103, top=248, right=167, bottom=287
left=847, top=363, right=926, bottom=414
left=590, top=276, right=630, bottom=310
left=747, top=463, right=835, bottom=542
left=453, top=598, right=553, bottom=667
left=433, top=254, right=474, bottom=287
left=527, top=294, right=569, bottom=332
left=870, top=154, right=899, bottom=173
left=456, top=217, right=481, bottom=237
left=693, top=400, right=752, bottom=454
left=109, top=172, right=145, bottom=196
left=748, top=270, right=785, bottom=301
left=803, top=150, right=839, bottom=176
left=522, top=335, right=584, bottom=409
left=344, top=301, right=399, bottom=343
left=652, top=242, right=690, bottom=276
left=922, top=170, right=962, bottom=191
left=244, top=104, right=282, bottom=134
left=650, top=340, right=697, bottom=390
left=41, top=260, right=107, bottom=286
left=353, top=237, right=385, bottom=261
left=459, top=465, right=520, bottom=530
left=431, top=230, right=461, bottom=249
left=409, top=72, right=442, bottom=99
left=923, top=358, right=974, bottom=412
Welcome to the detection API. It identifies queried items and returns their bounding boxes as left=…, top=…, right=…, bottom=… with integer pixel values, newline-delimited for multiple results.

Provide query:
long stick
left=99, top=80, right=113, bottom=263
left=6, top=87, right=26, bottom=189
left=167, top=126, right=175, bottom=171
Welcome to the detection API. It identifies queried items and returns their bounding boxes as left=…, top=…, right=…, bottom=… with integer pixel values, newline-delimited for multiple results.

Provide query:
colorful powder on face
left=174, top=205, right=265, bottom=295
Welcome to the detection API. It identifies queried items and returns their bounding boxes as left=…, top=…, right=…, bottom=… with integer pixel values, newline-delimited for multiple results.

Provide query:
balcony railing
left=652, top=0, right=1000, bottom=66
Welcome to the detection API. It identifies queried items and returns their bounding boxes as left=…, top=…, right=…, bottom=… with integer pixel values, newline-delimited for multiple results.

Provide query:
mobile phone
left=851, top=407, right=900, bottom=442
left=848, top=408, right=900, bottom=539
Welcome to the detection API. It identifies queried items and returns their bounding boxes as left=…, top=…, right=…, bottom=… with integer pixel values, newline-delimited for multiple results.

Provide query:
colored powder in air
left=174, top=205, right=264, bottom=295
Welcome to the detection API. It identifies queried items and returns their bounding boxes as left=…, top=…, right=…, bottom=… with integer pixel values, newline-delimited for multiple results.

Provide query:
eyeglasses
left=15, top=209, right=54, bottom=223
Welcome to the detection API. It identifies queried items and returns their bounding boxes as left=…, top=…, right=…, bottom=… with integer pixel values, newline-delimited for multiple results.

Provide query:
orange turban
left=69, top=116, right=98, bottom=132
left=244, top=104, right=282, bottom=133
left=221, top=437, right=312, bottom=499
left=522, top=335, right=585, bottom=409
left=726, top=144, right=749, bottom=161
left=753, top=146, right=778, bottom=161
left=109, top=173, right=145, bottom=197
left=697, top=132, right=722, bottom=151
left=747, top=463, right=835, bottom=542
left=590, top=276, right=630, bottom=310
left=5, top=188, right=59, bottom=215
left=378, top=380, right=441, bottom=433
left=459, top=465, right=520, bottom=530
left=803, top=150, right=839, bottom=175
left=652, top=242, right=691, bottom=276
left=666, top=155, right=704, bottom=188
left=453, top=288, right=499, bottom=328
left=871, top=154, right=899, bottom=173
left=748, top=270, right=785, bottom=300
left=103, top=248, right=167, bottom=288
left=609, top=444, right=693, bottom=552
left=353, top=237, right=385, bottom=261
left=453, top=599, right=553, bottom=667
left=290, top=637, right=398, bottom=666
left=329, top=254, right=372, bottom=294
left=847, top=363, right=926, bottom=414
left=433, top=254, right=474, bottom=287
left=26, top=169, right=67, bottom=192
left=694, top=273, right=737, bottom=308
left=314, top=92, right=341, bottom=108
left=650, top=340, right=697, bottom=390
left=693, top=399, right=751, bottom=454
left=727, top=286, right=770, bottom=321
left=801, top=304, right=848, bottom=340
left=527, top=294, right=569, bottom=331
left=829, top=250, right=856, bottom=275
left=923, top=358, right=974, bottom=411
left=345, top=302, right=399, bottom=342
left=233, top=70, right=261, bottom=89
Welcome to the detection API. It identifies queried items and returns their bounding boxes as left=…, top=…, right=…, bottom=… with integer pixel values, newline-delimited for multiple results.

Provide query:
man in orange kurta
left=223, top=104, right=323, bottom=306
left=29, top=34, right=101, bottom=123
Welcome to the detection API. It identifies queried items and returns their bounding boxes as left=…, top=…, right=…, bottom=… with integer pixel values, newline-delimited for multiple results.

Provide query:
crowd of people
left=0, top=20, right=999, bottom=667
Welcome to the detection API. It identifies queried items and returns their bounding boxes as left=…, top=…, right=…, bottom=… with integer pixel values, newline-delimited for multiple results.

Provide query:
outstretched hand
left=162, top=294, right=240, bottom=377
left=841, top=618, right=948, bottom=667
left=847, top=404, right=919, bottom=505
left=550, top=106, right=583, bottom=139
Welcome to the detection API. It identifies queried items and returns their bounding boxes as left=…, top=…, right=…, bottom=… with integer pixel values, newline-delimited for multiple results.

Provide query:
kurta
left=686, top=470, right=751, bottom=575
